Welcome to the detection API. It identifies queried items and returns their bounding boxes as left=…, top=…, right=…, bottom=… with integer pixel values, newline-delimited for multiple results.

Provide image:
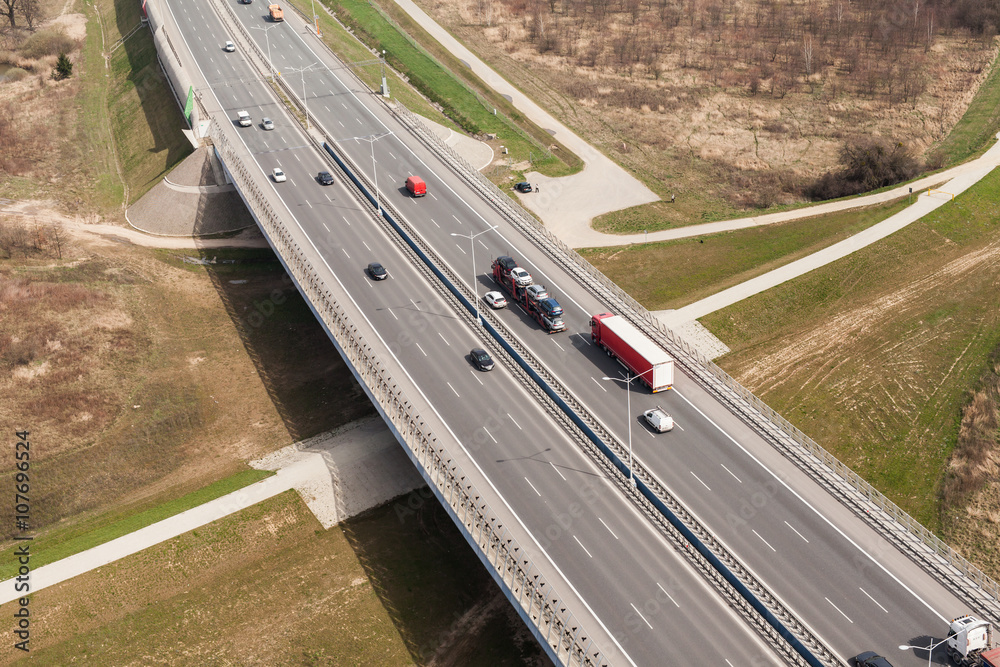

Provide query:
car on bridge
left=272, top=167, right=286, bottom=183
left=317, top=171, right=334, bottom=185
left=470, top=348, right=495, bottom=372
left=261, top=117, right=274, bottom=130
left=483, top=291, right=507, bottom=309
left=367, top=262, right=388, bottom=280
left=510, top=267, right=532, bottom=287
left=852, top=653, right=893, bottom=667
left=236, top=110, right=252, bottom=127
left=224, top=40, right=235, bottom=52
left=643, top=407, right=673, bottom=432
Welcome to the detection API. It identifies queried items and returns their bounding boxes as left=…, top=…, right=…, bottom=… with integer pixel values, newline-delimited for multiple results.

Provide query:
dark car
left=853, top=653, right=893, bottom=667
left=317, top=171, right=334, bottom=185
left=239, top=0, right=252, bottom=3
left=367, top=262, right=387, bottom=280
left=515, top=182, right=532, bottom=193
left=470, top=348, right=494, bottom=372
left=495, top=255, right=518, bottom=273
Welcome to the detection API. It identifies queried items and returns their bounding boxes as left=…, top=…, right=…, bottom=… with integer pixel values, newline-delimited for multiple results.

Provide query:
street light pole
left=285, top=62, right=319, bottom=129
left=899, top=637, right=951, bottom=667
left=334, top=132, right=391, bottom=217
left=451, top=225, right=498, bottom=326
left=250, top=24, right=278, bottom=82
left=603, top=366, right=657, bottom=488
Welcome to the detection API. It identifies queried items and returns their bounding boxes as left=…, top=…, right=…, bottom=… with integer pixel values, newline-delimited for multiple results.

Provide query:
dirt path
left=1, top=200, right=270, bottom=249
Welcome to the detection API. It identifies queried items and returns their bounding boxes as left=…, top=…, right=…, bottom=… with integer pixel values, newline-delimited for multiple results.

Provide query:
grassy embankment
left=580, top=196, right=910, bottom=310
left=702, top=168, right=1000, bottom=534
left=2, top=490, right=542, bottom=664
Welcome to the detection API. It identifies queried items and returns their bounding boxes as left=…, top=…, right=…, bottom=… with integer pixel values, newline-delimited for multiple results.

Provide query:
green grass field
left=704, top=169, right=1000, bottom=531
left=580, top=196, right=910, bottom=310
left=10, top=490, right=542, bottom=664
left=0, top=469, right=272, bottom=580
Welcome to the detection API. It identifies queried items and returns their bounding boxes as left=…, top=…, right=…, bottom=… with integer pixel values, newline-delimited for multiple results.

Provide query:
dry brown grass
left=943, top=355, right=1000, bottom=507
left=0, top=227, right=373, bottom=540
left=418, top=0, right=998, bottom=214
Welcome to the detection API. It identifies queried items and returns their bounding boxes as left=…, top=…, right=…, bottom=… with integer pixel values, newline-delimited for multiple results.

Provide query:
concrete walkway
left=391, top=0, right=660, bottom=230
left=657, top=135, right=1000, bottom=330
left=1, top=419, right=421, bottom=604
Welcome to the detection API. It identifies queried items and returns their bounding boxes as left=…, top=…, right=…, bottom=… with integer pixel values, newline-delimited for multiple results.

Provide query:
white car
left=484, top=291, right=507, bottom=309
left=643, top=407, right=674, bottom=433
left=236, top=110, right=252, bottom=127
left=261, top=117, right=274, bottom=130
left=510, top=267, right=532, bottom=287
left=224, top=40, right=236, bottom=52
left=272, top=167, right=286, bottom=183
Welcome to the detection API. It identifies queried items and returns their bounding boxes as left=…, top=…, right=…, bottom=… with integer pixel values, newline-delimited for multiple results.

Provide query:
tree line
left=488, top=0, right=1000, bottom=106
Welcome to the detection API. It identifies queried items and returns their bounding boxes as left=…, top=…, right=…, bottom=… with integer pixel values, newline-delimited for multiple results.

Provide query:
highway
left=167, top=1, right=975, bottom=664
left=162, top=0, right=790, bottom=663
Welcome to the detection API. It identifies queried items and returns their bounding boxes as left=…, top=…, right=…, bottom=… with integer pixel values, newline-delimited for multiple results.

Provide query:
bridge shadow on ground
left=198, top=245, right=374, bottom=441
left=340, top=489, right=552, bottom=666
left=197, top=243, right=549, bottom=664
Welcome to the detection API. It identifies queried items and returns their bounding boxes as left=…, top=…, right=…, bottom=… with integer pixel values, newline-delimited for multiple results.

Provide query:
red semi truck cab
left=591, top=312, right=674, bottom=392
left=405, top=175, right=427, bottom=197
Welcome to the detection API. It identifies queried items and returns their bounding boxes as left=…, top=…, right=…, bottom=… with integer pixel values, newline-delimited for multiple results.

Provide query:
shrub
left=2, top=67, right=29, bottom=82
left=808, top=136, right=921, bottom=200
left=19, top=29, right=75, bottom=60
left=53, top=53, right=72, bottom=80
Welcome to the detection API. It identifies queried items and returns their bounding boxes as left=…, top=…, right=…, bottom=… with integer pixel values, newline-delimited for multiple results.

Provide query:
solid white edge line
left=673, top=387, right=949, bottom=623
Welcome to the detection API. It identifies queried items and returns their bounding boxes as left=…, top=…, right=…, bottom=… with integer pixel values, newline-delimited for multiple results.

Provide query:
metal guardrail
left=389, top=102, right=1000, bottom=623
left=195, top=2, right=612, bottom=662
left=206, top=114, right=606, bottom=667
left=210, top=3, right=830, bottom=659
left=323, top=137, right=821, bottom=666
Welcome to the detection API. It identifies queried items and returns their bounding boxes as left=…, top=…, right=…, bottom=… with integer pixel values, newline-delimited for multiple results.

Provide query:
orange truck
left=268, top=4, right=284, bottom=20
left=405, top=175, right=426, bottom=197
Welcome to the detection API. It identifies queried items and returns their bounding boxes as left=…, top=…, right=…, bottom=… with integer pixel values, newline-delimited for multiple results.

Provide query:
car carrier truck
left=491, top=256, right=566, bottom=333
left=590, top=312, right=674, bottom=392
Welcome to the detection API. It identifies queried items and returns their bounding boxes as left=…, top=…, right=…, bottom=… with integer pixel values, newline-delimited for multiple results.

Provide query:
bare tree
left=803, top=33, right=814, bottom=76
left=20, top=0, right=38, bottom=29
left=48, top=222, right=65, bottom=260
left=1, top=0, right=18, bottom=28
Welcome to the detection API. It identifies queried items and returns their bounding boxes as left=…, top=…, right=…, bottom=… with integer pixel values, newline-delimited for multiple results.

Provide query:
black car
left=239, top=0, right=252, bottom=3
left=367, top=262, right=387, bottom=280
left=470, top=348, right=494, bottom=372
left=317, top=171, right=334, bottom=185
left=515, top=182, right=532, bottom=193
left=853, top=653, right=893, bottom=667
left=495, top=255, right=518, bottom=273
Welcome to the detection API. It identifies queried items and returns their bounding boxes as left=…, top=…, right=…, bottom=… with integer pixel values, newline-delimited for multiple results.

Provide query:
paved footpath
left=391, top=0, right=660, bottom=231
left=658, top=135, right=1000, bottom=329
left=1, top=419, right=421, bottom=604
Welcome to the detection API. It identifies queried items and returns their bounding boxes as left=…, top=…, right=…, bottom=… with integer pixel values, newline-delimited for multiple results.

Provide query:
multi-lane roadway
left=164, top=0, right=978, bottom=664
